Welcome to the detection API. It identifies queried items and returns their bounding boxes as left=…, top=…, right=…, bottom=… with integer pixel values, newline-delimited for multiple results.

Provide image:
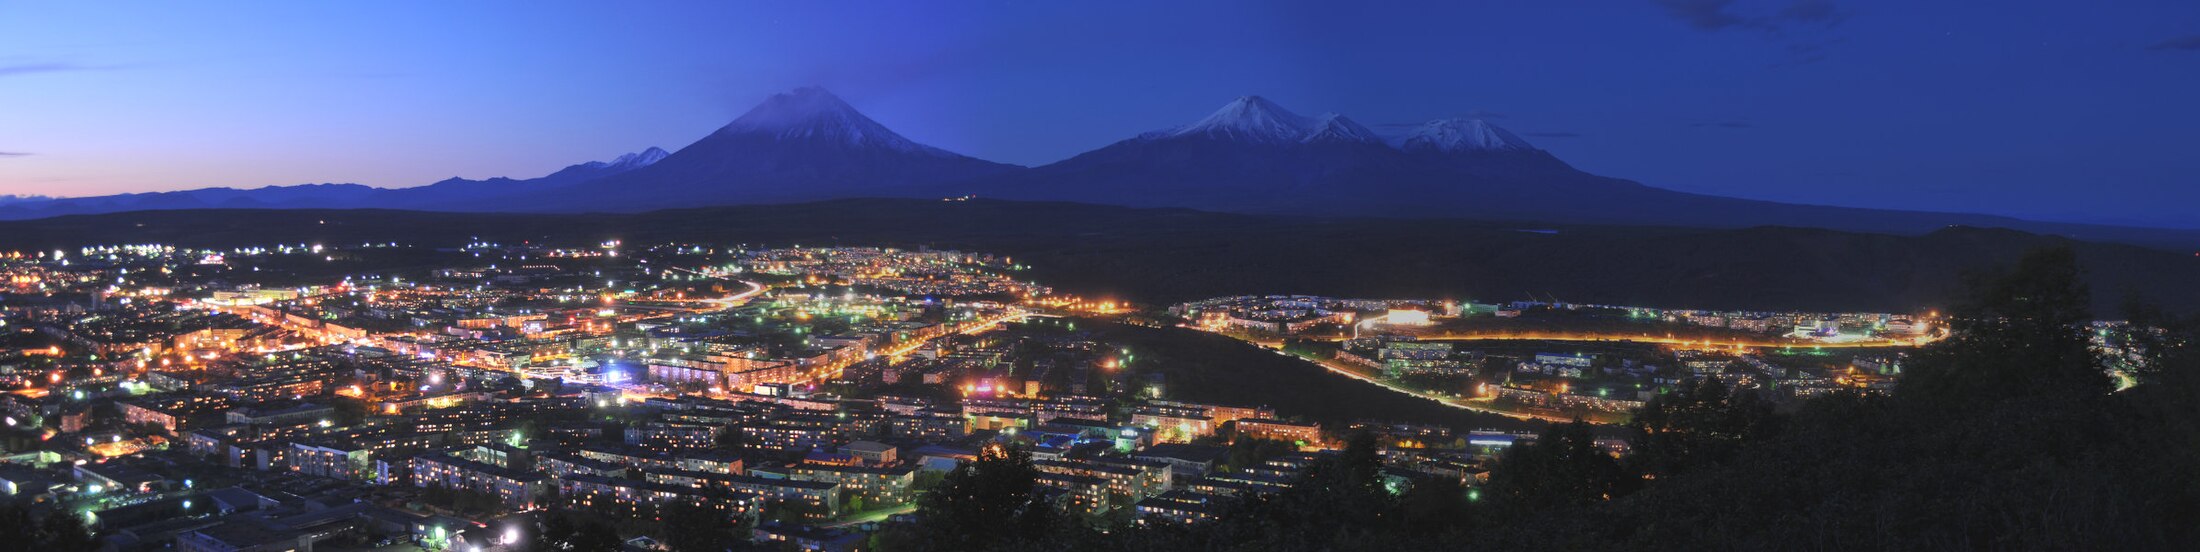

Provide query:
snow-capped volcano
left=1399, top=118, right=1537, bottom=153
left=1301, top=113, right=1384, bottom=145
left=1156, top=97, right=1532, bottom=153
left=950, top=93, right=1612, bottom=215
left=508, top=86, right=1016, bottom=210
left=714, top=86, right=947, bottom=155
left=1166, top=95, right=1317, bottom=143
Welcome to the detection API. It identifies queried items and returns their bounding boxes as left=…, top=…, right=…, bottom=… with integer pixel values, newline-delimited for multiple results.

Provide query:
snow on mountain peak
left=607, top=147, right=670, bottom=169
left=1399, top=118, right=1537, bottom=153
left=715, top=87, right=938, bottom=154
left=1301, top=113, right=1384, bottom=145
left=571, top=147, right=670, bottom=172
left=1168, top=95, right=1316, bottom=143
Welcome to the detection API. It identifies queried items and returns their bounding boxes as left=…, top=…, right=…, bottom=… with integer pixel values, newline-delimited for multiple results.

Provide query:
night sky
left=3, top=1, right=2196, bottom=228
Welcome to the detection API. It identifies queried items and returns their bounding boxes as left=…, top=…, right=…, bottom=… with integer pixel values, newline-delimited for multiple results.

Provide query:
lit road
left=1307, top=311, right=1944, bottom=350
left=1251, top=340, right=1584, bottom=424
left=1200, top=324, right=1940, bottom=425
left=1254, top=330, right=1940, bottom=351
left=792, top=309, right=1034, bottom=386
left=700, top=279, right=766, bottom=310
left=824, top=504, right=917, bottom=529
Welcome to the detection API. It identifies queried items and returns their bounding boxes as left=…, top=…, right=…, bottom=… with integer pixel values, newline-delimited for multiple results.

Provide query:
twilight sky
left=2, top=1, right=2197, bottom=228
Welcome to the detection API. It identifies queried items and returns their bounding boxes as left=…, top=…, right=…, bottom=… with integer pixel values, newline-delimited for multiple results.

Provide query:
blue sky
left=2, top=1, right=2197, bottom=228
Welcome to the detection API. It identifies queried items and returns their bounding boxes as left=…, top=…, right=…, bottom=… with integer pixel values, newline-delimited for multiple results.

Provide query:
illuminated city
left=5, top=2, right=2199, bottom=551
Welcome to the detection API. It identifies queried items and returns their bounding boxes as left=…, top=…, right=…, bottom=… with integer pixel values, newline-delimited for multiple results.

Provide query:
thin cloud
left=1655, top=0, right=1847, bottom=64
left=0, top=62, right=109, bottom=77
left=1655, top=0, right=1845, bottom=32
left=0, top=152, right=31, bottom=157
left=1655, top=0, right=1750, bottom=31
left=2148, top=35, right=2200, bottom=51
left=1780, top=0, right=1847, bottom=25
left=1372, top=110, right=1508, bottom=128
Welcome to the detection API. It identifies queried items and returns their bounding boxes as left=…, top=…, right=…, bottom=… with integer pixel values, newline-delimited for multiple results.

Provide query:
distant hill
left=0, top=147, right=670, bottom=218
left=2, top=199, right=2192, bottom=315
left=0, top=87, right=1015, bottom=218
left=939, top=96, right=2200, bottom=249
left=4, top=89, right=2194, bottom=249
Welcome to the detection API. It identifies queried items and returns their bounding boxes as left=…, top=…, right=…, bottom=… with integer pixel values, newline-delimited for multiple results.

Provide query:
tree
left=1396, top=476, right=1473, bottom=536
left=570, top=517, right=623, bottom=552
left=37, top=509, right=97, bottom=552
left=534, top=514, right=576, bottom=551
left=1597, top=247, right=2175, bottom=550
left=1900, top=246, right=2107, bottom=407
left=712, top=424, right=745, bottom=453
left=0, top=502, right=98, bottom=552
left=1298, top=431, right=1385, bottom=503
left=1483, top=420, right=1631, bottom=516
left=659, top=502, right=736, bottom=552
left=1626, top=377, right=1777, bottom=478
left=2110, top=303, right=2200, bottom=540
left=1220, top=436, right=1296, bottom=472
left=906, top=443, right=1060, bottom=551
left=762, top=498, right=828, bottom=524
left=0, top=503, right=35, bottom=552
left=838, top=489, right=866, bottom=515
left=537, top=512, right=624, bottom=552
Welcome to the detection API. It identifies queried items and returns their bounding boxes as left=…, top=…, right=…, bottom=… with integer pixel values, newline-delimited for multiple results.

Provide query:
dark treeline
left=0, top=501, right=99, bottom=552
left=878, top=247, right=2200, bottom=551
left=2, top=201, right=2196, bottom=314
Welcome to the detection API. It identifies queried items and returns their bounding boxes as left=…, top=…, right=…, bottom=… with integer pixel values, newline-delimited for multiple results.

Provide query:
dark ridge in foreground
left=1, top=199, right=2193, bottom=314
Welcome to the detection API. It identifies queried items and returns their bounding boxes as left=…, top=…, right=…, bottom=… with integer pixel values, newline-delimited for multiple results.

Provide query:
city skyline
left=0, top=4, right=2193, bottom=550
left=4, top=1, right=2200, bottom=228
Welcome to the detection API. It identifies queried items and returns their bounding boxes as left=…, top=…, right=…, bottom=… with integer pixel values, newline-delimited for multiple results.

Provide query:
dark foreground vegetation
left=877, top=247, right=2200, bottom=551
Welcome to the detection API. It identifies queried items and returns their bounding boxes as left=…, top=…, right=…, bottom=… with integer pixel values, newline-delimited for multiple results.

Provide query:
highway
left=1241, top=338, right=1586, bottom=424
left=1335, top=333, right=1938, bottom=349
left=1242, top=330, right=1938, bottom=351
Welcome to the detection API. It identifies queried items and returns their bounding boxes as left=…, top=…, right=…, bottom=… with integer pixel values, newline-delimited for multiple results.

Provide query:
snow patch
left=714, top=87, right=950, bottom=155
left=1167, top=96, right=1316, bottom=143
left=1399, top=119, right=1537, bottom=153
left=1300, top=113, right=1384, bottom=145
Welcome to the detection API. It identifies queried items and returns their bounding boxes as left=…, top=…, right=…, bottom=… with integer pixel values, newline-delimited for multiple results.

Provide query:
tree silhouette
left=1626, top=377, right=1777, bottom=478
left=904, top=443, right=1060, bottom=551
left=1483, top=420, right=1631, bottom=517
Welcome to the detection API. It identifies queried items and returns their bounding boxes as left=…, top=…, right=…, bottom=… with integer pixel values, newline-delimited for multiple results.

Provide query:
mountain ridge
left=3, top=88, right=2193, bottom=250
